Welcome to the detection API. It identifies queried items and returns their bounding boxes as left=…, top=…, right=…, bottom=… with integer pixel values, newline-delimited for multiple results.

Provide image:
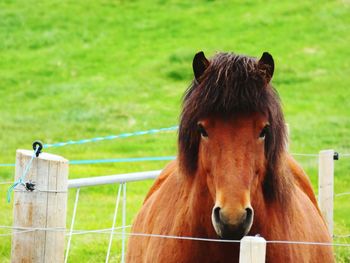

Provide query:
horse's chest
left=153, top=241, right=240, bottom=263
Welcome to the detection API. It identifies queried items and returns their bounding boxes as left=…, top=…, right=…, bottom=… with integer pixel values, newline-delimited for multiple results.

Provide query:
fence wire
left=43, top=126, right=178, bottom=148
left=1, top=226, right=349, bottom=247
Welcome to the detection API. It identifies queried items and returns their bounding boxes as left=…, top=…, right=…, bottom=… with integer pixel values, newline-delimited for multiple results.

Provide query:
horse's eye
left=198, top=124, right=208, bottom=138
left=259, top=125, right=269, bottom=140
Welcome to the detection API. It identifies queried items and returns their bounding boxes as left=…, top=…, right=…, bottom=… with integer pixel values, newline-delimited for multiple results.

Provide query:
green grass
left=0, top=0, right=349, bottom=262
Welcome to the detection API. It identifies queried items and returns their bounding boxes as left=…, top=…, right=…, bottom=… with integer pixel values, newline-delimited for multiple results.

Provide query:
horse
left=126, top=51, right=334, bottom=262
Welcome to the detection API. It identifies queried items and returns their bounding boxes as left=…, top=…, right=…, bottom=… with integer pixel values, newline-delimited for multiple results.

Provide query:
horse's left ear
left=258, top=52, right=274, bottom=83
left=193, top=51, right=209, bottom=82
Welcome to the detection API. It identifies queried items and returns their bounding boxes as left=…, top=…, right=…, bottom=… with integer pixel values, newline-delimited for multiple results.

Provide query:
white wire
left=14, top=189, right=67, bottom=193
left=114, top=232, right=350, bottom=247
left=0, top=229, right=35, bottom=236
left=122, top=231, right=240, bottom=243
left=106, top=184, right=122, bottom=263
left=0, top=226, right=65, bottom=237
left=0, top=225, right=349, bottom=247
left=291, top=153, right=319, bottom=157
left=16, top=226, right=64, bottom=231
left=334, top=234, right=350, bottom=238
left=65, top=188, right=80, bottom=263
left=0, top=226, right=65, bottom=231
left=3, top=217, right=350, bottom=241
left=0, top=225, right=132, bottom=236
left=290, top=152, right=350, bottom=157
left=335, top=192, right=350, bottom=197
left=266, top=240, right=350, bottom=247
left=0, top=226, right=17, bottom=229
left=68, top=226, right=131, bottom=236
left=290, top=152, right=350, bottom=158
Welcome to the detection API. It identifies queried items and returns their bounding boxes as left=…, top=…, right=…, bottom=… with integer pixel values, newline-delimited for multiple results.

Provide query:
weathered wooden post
left=11, top=149, right=69, bottom=262
left=318, top=149, right=335, bottom=237
left=239, top=236, right=266, bottom=263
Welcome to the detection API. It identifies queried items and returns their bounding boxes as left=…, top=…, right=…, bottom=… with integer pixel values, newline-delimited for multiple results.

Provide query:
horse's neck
left=249, top=195, right=290, bottom=243
left=250, top=163, right=295, bottom=239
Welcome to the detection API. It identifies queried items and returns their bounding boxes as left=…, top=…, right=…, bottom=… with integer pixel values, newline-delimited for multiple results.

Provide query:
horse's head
left=198, top=113, right=267, bottom=239
left=179, top=51, right=288, bottom=240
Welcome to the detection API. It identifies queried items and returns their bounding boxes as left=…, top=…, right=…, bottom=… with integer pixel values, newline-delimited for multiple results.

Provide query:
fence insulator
left=239, top=236, right=266, bottom=263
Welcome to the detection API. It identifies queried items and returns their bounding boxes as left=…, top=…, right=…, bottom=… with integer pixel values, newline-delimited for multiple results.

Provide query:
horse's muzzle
left=211, top=206, right=254, bottom=240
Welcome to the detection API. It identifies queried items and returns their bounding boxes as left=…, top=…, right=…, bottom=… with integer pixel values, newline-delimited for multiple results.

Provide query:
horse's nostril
left=213, top=206, right=221, bottom=222
left=245, top=207, right=253, bottom=222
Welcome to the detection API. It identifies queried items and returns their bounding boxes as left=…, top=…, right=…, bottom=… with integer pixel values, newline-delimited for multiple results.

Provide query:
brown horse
left=126, top=52, right=334, bottom=262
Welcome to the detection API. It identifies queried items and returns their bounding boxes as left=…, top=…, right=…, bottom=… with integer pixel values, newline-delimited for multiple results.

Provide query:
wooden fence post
left=11, top=149, right=69, bottom=263
left=318, top=149, right=334, bottom=237
left=239, top=236, right=266, bottom=263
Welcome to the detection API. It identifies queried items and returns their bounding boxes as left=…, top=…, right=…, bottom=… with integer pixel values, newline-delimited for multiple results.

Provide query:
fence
left=1, top=125, right=349, bottom=262
left=3, top=148, right=348, bottom=263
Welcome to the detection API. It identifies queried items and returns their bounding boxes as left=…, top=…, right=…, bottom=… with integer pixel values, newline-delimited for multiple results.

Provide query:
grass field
left=0, top=0, right=349, bottom=262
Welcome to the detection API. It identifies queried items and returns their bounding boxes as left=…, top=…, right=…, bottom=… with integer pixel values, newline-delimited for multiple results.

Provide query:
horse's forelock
left=178, top=52, right=289, bottom=204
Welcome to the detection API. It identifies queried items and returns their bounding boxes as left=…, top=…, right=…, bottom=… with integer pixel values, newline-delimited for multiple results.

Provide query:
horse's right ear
left=193, top=51, right=209, bottom=82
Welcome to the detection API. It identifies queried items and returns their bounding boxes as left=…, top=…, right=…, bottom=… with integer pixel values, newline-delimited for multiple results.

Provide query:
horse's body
left=126, top=52, right=334, bottom=262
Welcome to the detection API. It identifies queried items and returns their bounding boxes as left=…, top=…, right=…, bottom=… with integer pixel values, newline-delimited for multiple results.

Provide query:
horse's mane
left=178, top=52, right=290, bottom=204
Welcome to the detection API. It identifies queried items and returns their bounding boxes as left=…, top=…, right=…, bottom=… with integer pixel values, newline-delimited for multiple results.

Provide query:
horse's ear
left=193, top=51, right=209, bottom=82
left=258, top=52, right=274, bottom=83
